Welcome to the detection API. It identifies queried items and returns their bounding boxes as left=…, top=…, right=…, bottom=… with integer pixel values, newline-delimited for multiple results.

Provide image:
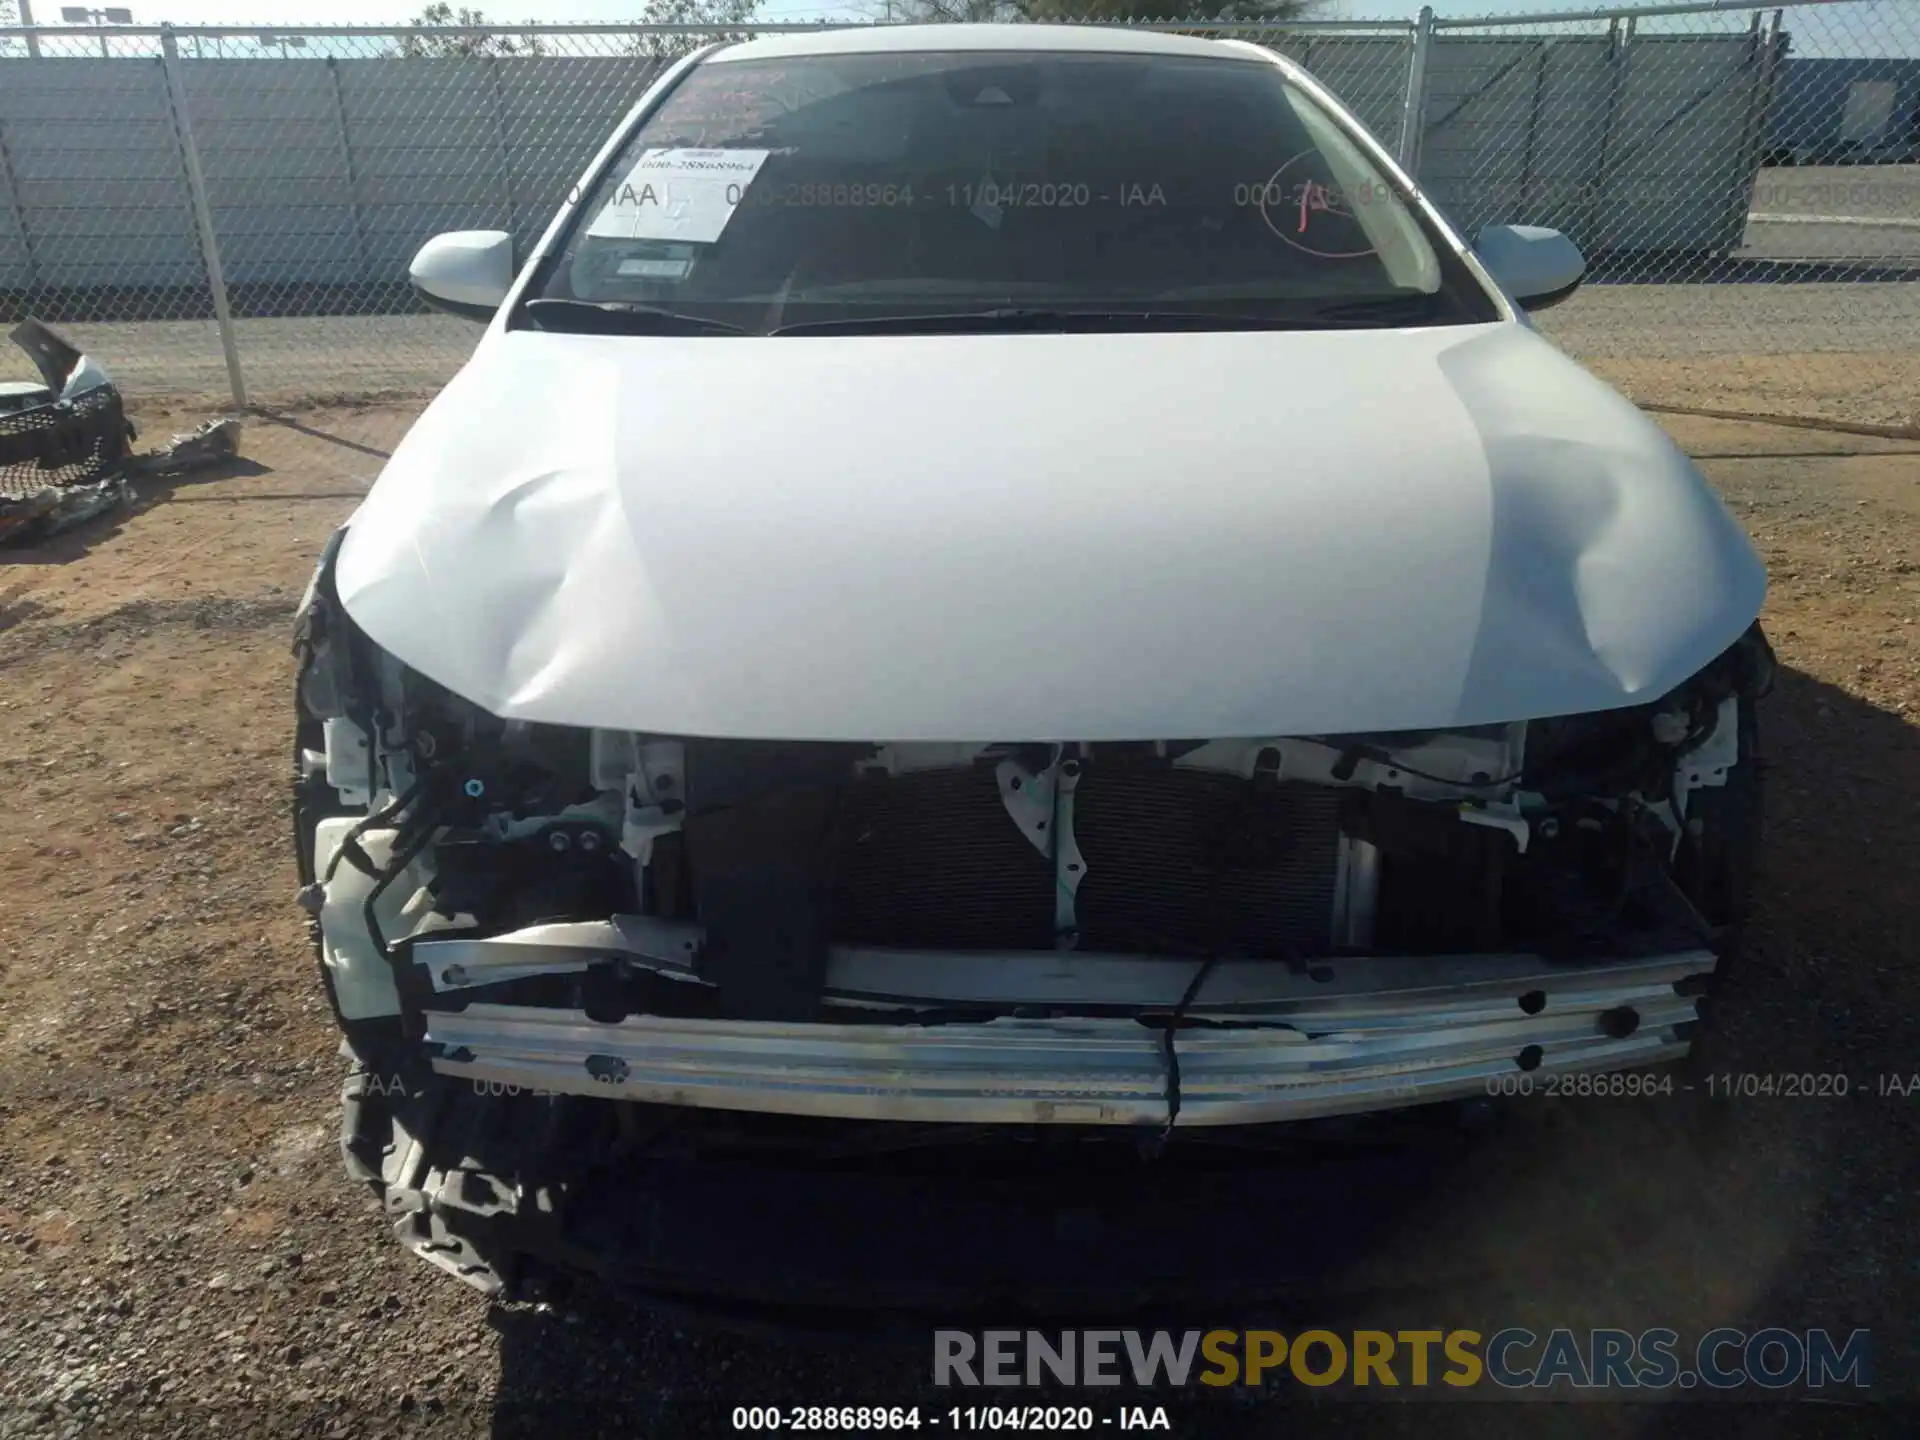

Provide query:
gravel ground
left=1540, top=284, right=1920, bottom=431
left=1, top=401, right=1918, bottom=1434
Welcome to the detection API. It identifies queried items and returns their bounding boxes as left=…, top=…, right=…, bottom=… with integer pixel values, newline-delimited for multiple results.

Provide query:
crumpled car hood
left=335, top=321, right=1765, bottom=741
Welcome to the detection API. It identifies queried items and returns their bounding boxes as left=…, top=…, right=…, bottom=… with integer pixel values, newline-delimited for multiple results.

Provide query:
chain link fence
left=1422, top=1, right=1920, bottom=435
left=0, top=1, right=1915, bottom=466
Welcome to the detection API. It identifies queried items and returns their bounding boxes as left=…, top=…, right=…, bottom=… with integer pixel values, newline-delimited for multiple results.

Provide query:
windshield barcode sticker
left=586, top=148, right=771, bottom=244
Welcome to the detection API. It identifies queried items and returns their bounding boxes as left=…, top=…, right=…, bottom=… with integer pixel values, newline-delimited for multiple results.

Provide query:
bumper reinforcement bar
left=421, top=949, right=1713, bottom=1126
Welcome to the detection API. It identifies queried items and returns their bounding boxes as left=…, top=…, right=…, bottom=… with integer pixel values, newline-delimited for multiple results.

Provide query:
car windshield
left=522, top=48, right=1501, bottom=335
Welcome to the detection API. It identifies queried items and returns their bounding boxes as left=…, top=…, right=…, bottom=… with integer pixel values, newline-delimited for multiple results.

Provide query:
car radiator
left=828, top=762, right=1344, bottom=958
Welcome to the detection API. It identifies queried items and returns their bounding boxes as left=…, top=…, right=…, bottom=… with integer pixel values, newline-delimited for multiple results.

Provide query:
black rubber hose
left=361, top=814, right=442, bottom=961
left=319, top=773, right=429, bottom=887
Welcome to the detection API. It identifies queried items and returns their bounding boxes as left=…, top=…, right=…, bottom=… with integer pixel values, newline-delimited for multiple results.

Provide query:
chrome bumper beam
left=419, top=939, right=1714, bottom=1127
left=414, top=916, right=1705, bottom=1016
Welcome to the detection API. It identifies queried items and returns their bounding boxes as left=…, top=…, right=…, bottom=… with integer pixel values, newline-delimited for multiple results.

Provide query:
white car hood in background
left=335, top=323, right=1765, bottom=741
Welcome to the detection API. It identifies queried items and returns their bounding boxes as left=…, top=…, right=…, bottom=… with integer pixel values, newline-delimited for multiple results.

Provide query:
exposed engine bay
left=293, top=529, right=1773, bottom=1298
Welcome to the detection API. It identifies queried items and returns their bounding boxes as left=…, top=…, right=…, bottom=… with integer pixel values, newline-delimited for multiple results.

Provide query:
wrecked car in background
left=0, top=320, right=136, bottom=544
left=293, top=25, right=1773, bottom=1306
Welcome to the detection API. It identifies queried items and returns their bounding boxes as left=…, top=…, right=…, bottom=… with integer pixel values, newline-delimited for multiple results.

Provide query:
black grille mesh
left=826, top=763, right=1341, bottom=957
left=0, top=385, right=131, bottom=501
left=829, top=766, right=1058, bottom=951
left=1074, top=770, right=1342, bottom=958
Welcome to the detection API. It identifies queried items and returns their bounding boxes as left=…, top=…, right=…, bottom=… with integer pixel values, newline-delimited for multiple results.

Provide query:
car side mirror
left=1473, top=224, right=1585, bottom=311
left=409, top=230, right=515, bottom=322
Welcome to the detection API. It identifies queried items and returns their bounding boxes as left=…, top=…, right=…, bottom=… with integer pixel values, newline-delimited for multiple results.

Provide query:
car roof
left=705, top=22, right=1270, bottom=66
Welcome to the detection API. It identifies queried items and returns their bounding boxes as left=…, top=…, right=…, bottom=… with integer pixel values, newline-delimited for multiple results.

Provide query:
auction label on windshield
left=586, top=148, right=771, bottom=244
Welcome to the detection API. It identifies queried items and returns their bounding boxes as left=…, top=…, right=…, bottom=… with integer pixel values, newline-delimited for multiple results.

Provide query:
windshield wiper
left=521, top=297, right=749, bottom=336
left=770, top=299, right=1458, bottom=336
left=770, top=308, right=1321, bottom=336
left=517, top=294, right=1456, bottom=338
left=1296, top=293, right=1448, bottom=326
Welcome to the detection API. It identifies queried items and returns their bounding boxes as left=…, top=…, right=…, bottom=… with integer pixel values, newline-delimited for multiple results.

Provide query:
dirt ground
left=2, top=398, right=1919, bottom=1435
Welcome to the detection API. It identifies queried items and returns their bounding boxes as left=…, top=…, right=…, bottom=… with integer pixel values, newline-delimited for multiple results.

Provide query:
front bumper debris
left=348, top=942, right=1716, bottom=1309
left=418, top=945, right=1712, bottom=1126
left=0, top=320, right=135, bottom=544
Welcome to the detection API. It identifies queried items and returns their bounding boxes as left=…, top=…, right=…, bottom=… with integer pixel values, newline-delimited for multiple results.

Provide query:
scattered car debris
left=1, top=320, right=245, bottom=546
left=127, top=416, right=244, bottom=479
left=0, top=471, right=133, bottom=544
left=0, top=319, right=137, bottom=545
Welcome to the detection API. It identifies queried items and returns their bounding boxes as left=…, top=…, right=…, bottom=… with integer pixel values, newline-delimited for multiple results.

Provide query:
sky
left=6, top=0, right=1908, bottom=57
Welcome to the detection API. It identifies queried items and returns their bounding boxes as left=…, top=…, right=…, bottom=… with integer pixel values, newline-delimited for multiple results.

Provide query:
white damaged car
left=293, top=25, right=1771, bottom=1302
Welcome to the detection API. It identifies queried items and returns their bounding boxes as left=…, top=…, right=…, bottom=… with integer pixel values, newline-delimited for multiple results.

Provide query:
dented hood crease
left=334, top=323, right=1765, bottom=740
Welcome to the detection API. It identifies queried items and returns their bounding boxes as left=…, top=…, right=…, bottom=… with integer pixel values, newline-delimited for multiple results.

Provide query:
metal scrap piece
left=128, top=417, right=243, bottom=478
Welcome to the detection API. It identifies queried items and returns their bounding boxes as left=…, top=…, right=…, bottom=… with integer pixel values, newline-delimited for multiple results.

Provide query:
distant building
left=1767, top=57, right=1920, bottom=164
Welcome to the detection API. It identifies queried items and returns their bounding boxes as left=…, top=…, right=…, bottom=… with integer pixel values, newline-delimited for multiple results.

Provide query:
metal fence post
left=1585, top=15, right=1636, bottom=255
left=324, top=57, right=372, bottom=285
left=17, top=0, right=40, bottom=59
left=0, top=112, right=40, bottom=294
left=1724, top=10, right=1784, bottom=249
left=1398, top=6, right=1435, bottom=176
left=1518, top=40, right=1551, bottom=225
left=160, top=25, right=248, bottom=411
left=486, top=54, right=518, bottom=239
